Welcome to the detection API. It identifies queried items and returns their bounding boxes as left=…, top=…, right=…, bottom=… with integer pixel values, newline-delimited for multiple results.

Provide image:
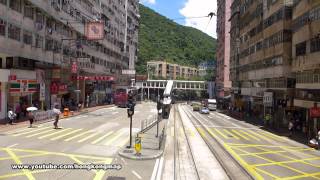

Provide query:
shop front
left=0, top=69, right=10, bottom=120
left=8, top=70, right=38, bottom=118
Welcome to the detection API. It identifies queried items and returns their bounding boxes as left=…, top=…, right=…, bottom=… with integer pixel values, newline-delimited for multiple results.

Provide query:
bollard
left=135, top=135, right=142, bottom=156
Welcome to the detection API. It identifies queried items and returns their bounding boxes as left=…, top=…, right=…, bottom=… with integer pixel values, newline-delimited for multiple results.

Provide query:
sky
left=139, top=0, right=217, bottom=38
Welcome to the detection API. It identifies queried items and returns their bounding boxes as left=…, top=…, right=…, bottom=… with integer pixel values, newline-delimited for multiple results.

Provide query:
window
left=8, top=24, right=21, bottom=41
left=0, top=0, right=6, bottom=5
left=9, top=0, right=21, bottom=12
left=45, top=38, right=53, bottom=51
left=35, top=34, right=43, bottom=48
left=24, top=1, right=33, bottom=19
left=0, top=18, right=5, bottom=36
left=311, top=37, right=320, bottom=53
left=296, top=41, right=306, bottom=56
left=23, top=30, right=32, bottom=45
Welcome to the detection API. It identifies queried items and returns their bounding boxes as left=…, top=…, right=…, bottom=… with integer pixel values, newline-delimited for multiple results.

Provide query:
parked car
left=200, top=107, right=210, bottom=114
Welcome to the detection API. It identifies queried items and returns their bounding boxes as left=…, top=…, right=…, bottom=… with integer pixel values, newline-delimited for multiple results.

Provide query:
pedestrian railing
left=34, top=110, right=56, bottom=124
left=140, top=115, right=159, bottom=133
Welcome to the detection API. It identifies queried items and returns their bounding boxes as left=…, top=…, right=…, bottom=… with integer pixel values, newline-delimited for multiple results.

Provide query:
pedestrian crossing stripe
left=12, top=127, right=51, bottom=137
left=50, top=129, right=83, bottom=141
left=77, top=132, right=99, bottom=143
left=26, top=129, right=56, bottom=138
left=104, top=130, right=126, bottom=146
left=38, top=128, right=72, bottom=139
left=91, top=131, right=114, bottom=144
left=6, top=125, right=44, bottom=135
left=64, top=130, right=94, bottom=142
left=223, top=129, right=240, bottom=140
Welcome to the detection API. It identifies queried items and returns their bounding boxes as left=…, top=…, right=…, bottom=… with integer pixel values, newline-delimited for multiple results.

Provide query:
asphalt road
left=0, top=102, right=160, bottom=180
left=181, top=104, right=320, bottom=180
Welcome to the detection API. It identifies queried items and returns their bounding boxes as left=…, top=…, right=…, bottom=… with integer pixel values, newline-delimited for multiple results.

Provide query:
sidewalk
left=0, top=105, right=114, bottom=132
left=220, top=109, right=310, bottom=146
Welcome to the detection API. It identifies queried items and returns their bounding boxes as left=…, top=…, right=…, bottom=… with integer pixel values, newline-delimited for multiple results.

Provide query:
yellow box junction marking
left=223, top=129, right=240, bottom=140
left=213, top=128, right=230, bottom=139
left=231, top=129, right=250, bottom=140
left=238, top=130, right=260, bottom=141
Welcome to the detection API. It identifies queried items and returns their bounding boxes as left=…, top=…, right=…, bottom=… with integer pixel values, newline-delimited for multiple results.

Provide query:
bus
left=114, top=88, right=128, bottom=107
left=113, top=88, right=138, bottom=108
left=208, top=99, right=217, bottom=111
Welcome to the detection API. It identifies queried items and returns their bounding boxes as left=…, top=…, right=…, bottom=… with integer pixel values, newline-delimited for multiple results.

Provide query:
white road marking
left=150, top=158, right=160, bottom=180
left=132, top=170, right=142, bottom=179
left=121, top=158, right=128, bottom=165
left=156, top=157, right=164, bottom=180
left=7, top=144, right=18, bottom=148
left=111, top=112, right=119, bottom=115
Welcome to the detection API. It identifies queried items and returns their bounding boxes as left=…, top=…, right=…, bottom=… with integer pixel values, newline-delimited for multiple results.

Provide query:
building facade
left=0, top=0, right=139, bottom=120
left=198, top=61, right=215, bottom=78
left=147, top=61, right=198, bottom=80
left=292, top=0, right=320, bottom=138
left=216, top=0, right=232, bottom=99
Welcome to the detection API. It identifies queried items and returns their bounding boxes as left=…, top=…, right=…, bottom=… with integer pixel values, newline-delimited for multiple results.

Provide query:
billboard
left=85, top=21, right=104, bottom=40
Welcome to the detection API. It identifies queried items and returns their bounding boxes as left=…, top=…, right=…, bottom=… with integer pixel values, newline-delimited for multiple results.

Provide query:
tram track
left=180, top=105, right=254, bottom=180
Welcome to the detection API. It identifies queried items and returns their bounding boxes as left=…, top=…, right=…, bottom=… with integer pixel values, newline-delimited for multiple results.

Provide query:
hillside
left=137, top=4, right=216, bottom=74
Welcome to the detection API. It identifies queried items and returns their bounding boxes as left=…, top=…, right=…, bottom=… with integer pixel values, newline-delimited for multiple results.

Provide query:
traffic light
left=127, top=92, right=135, bottom=117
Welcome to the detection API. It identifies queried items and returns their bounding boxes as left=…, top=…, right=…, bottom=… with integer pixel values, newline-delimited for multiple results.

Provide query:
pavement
left=181, top=105, right=320, bottom=179
left=0, top=102, right=162, bottom=180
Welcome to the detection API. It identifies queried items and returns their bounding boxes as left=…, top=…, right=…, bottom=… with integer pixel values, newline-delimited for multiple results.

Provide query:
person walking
left=53, top=105, right=61, bottom=129
left=288, top=120, right=294, bottom=137
left=28, top=111, right=35, bottom=128
left=7, top=108, right=16, bottom=125
left=15, top=103, right=21, bottom=120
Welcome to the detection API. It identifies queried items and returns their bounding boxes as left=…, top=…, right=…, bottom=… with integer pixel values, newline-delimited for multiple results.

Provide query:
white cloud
left=140, top=0, right=156, bottom=5
left=179, top=0, right=217, bottom=38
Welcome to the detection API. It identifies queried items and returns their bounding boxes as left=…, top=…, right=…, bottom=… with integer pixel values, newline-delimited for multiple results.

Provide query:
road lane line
left=255, top=168, right=280, bottom=179
left=231, top=130, right=250, bottom=140
left=4, top=148, right=35, bottom=180
left=91, top=131, right=114, bottom=144
left=132, top=170, right=142, bottom=179
left=64, top=130, right=94, bottom=142
left=6, top=144, right=18, bottom=148
left=12, top=127, right=51, bottom=136
left=239, top=130, right=260, bottom=141
left=150, top=158, right=160, bottom=180
left=38, top=128, right=72, bottom=139
left=26, top=129, right=56, bottom=138
left=223, top=129, right=240, bottom=140
left=77, top=132, right=99, bottom=143
left=50, top=129, right=83, bottom=140
left=156, top=157, right=164, bottom=180
left=104, top=130, right=126, bottom=146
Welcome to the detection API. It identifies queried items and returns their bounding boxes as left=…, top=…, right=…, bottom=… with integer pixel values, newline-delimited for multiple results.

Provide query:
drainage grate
left=107, top=177, right=126, bottom=180
left=122, top=149, right=134, bottom=153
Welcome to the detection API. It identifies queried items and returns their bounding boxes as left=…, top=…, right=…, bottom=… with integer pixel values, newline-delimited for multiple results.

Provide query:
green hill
left=137, top=4, right=216, bottom=74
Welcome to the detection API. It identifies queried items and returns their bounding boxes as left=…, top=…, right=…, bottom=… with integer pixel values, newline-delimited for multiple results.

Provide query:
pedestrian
left=53, top=105, right=61, bottom=129
left=288, top=120, right=294, bottom=137
left=28, top=111, right=35, bottom=128
left=15, top=103, right=21, bottom=120
left=7, top=108, right=16, bottom=125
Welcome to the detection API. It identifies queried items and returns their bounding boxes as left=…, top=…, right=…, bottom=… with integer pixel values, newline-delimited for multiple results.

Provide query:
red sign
left=71, top=76, right=115, bottom=81
left=59, top=84, right=67, bottom=92
left=9, top=75, right=17, bottom=81
left=51, top=82, right=59, bottom=94
left=310, top=107, right=320, bottom=118
left=71, top=62, right=78, bottom=74
left=85, top=21, right=105, bottom=40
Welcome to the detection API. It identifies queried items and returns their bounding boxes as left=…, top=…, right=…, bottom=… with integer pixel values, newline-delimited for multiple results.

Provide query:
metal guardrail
left=34, top=110, right=57, bottom=124
left=140, top=115, right=158, bottom=133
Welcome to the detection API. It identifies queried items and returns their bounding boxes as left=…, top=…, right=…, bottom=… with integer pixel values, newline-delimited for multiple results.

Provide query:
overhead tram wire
left=171, top=12, right=216, bottom=21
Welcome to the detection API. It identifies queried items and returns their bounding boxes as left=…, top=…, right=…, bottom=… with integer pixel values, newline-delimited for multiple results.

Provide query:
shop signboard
left=39, top=83, right=45, bottom=101
left=52, top=68, right=61, bottom=80
left=85, top=21, right=104, bottom=40
left=310, top=107, right=320, bottom=118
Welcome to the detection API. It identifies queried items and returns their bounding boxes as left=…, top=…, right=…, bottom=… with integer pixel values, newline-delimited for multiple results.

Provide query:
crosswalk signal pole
left=127, top=91, right=135, bottom=148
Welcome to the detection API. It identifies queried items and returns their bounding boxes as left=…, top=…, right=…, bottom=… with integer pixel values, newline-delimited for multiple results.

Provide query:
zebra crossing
left=197, top=127, right=286, bottom=143
left=5, top=125, right=138, bottom=147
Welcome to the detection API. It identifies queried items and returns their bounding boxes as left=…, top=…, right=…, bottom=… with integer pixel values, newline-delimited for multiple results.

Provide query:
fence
left=34, top=110, right=57, bottom=124
left=140, top=115, right=158, bottom=133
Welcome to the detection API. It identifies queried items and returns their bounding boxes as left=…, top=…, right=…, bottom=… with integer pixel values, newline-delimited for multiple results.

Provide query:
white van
left=208, top=99, right=217, bottom=111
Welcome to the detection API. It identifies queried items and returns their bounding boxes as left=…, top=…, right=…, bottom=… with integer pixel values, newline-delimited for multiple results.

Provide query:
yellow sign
left=135, top=136, right=141, bottom=154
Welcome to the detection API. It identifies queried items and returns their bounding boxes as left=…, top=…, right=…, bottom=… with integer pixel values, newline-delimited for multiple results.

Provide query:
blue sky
left=140, top=0, right=217, bottom=38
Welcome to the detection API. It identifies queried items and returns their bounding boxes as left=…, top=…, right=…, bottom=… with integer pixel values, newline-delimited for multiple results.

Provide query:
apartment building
left=229, top=0, right=295, bottom=127
left=292, top=1, right=320, bottom=137
left=147, top=61, right=198, bottom=80
left=216, top=0, right=232, bottom=99
left=0, top=0, right=139, bottom=119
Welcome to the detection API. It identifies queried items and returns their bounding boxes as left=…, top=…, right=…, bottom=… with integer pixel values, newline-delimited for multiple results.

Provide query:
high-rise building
left=0, top=0, right=139, bottom=119
left=216, top=0, right=232, bottom=99
left=292, top=1, right=320, bottom=138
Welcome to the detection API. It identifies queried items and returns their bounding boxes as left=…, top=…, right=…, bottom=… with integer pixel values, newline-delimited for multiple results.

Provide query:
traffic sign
left=122, top=69, right=136, bottom=75
left=135, top=136, right=141, bottom=155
